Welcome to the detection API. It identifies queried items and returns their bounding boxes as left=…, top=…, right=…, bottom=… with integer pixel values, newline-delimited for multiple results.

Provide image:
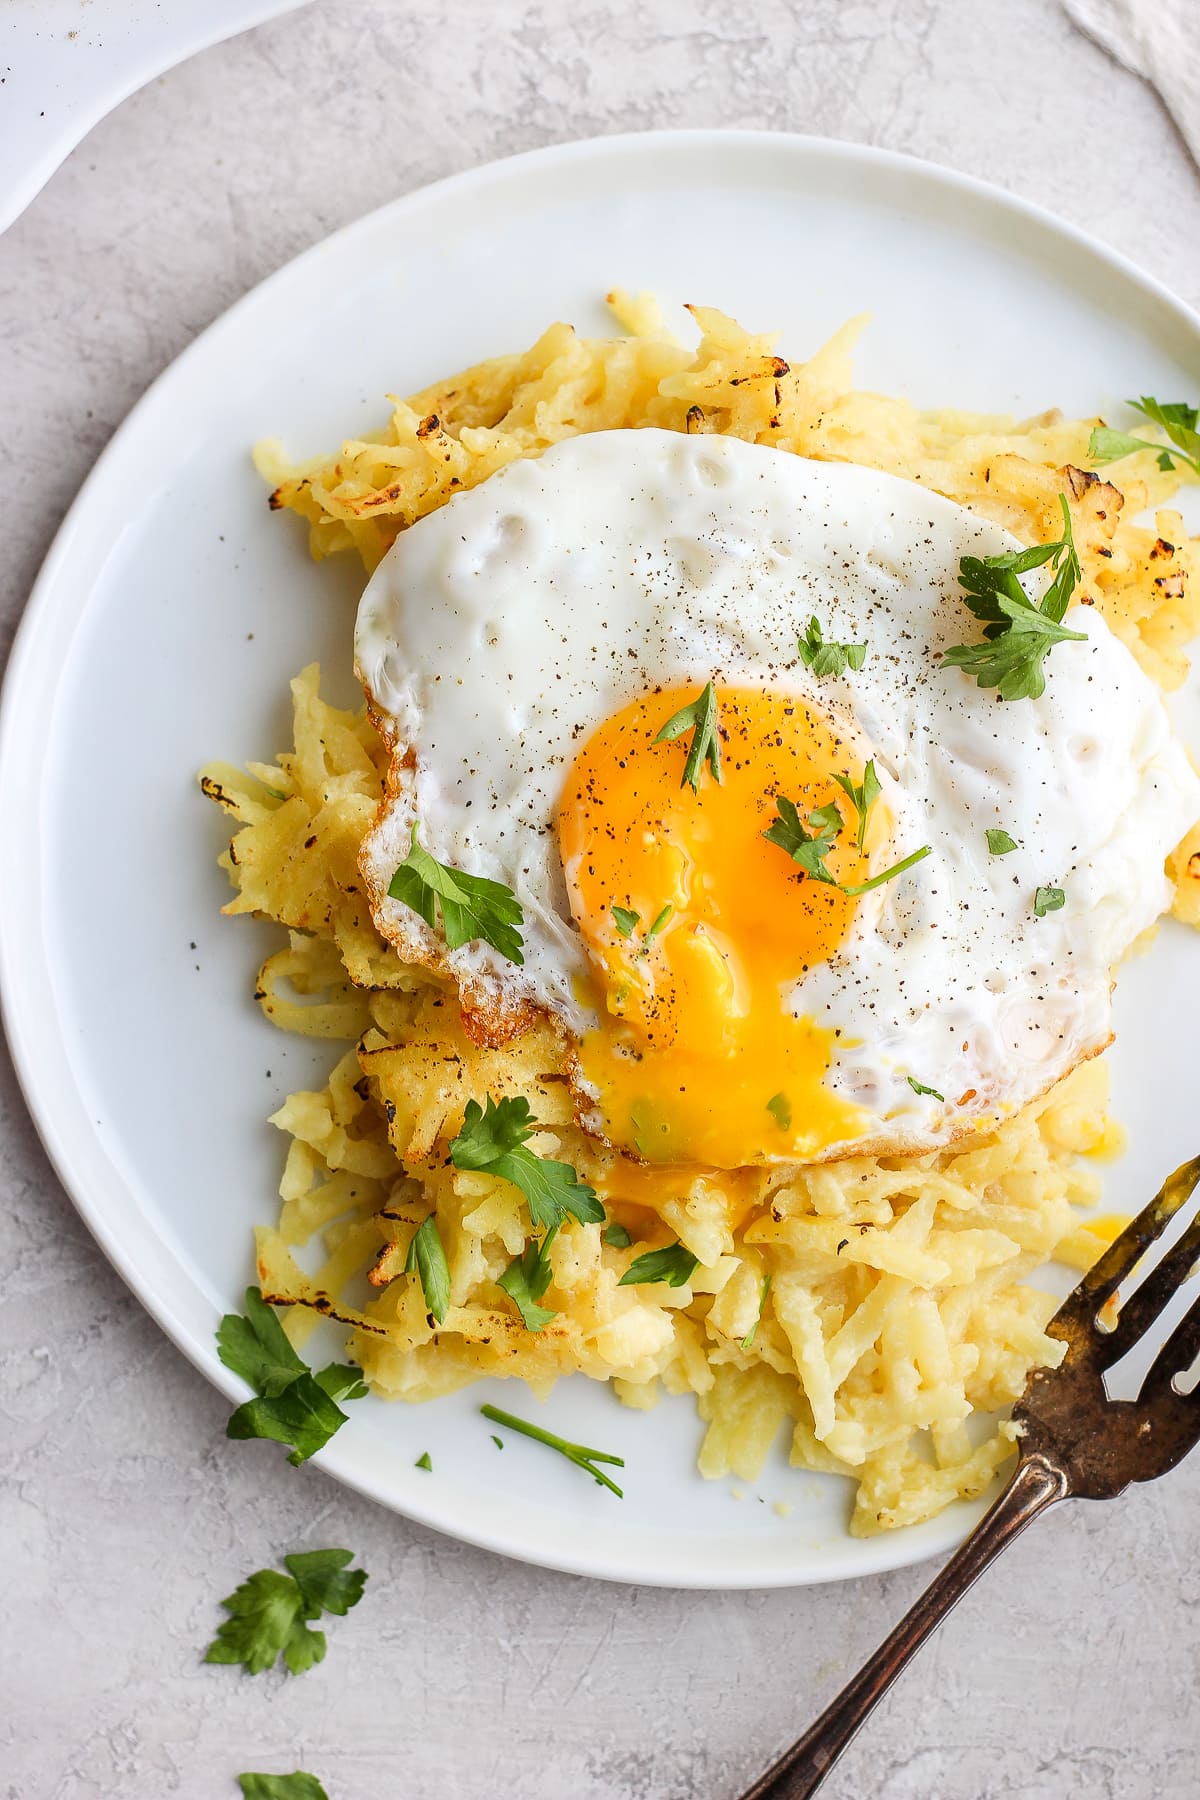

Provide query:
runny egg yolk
left=556, top=686, right=880, bottom=1168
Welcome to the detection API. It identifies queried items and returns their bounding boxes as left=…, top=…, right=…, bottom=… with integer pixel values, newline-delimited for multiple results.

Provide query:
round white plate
left=4, top=131, right=1200, bottom=1589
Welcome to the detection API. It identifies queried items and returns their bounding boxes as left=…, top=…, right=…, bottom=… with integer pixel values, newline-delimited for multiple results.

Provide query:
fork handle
left=739, top=1453, right=1070, bottom=1800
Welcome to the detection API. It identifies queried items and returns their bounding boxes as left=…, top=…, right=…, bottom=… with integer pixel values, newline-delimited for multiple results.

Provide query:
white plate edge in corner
left=0, top=0, right=314, bottom=237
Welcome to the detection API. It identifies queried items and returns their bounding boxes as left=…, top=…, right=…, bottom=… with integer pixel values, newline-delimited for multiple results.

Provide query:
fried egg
left=354, top=428, right=1200, bottom=1168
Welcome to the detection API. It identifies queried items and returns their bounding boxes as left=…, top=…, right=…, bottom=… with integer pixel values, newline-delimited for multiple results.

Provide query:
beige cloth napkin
left=1063, top=0, right=1200, bottom=166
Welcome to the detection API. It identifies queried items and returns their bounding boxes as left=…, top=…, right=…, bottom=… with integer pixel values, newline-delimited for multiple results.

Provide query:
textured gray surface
left=3, top=2, right=1200, bottom=1796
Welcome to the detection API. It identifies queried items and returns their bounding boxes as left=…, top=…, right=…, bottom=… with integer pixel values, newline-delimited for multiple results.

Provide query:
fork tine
left=1140, top=1286, right=1200, bottom=1403
left=1090, top=1210, right=1200, bottom=1368
left=1050, top=1153, right=1200, bottom=1341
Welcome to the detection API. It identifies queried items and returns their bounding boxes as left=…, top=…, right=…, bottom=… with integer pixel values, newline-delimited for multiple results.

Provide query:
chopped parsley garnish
left=766, top=1092, right=792, bottom=1130
left=943, top=496, right=1086, bottom=702
left=217, top=1287, right=366, bottom=1466
left=450, top=1095, right=605, bottom=1230
left=797, top=615, right=867, bottom=678
left=618, top=1243, right=700, bottom=1288
left=497, top=1223, right=559, bottom=1332
left=206, top=1548, right=367, bottom=1677
left=986, top=828, right=1018, bottom=856
left=906, top=1076, right=945, bottom=1101
left=388, top=825, right=524, bottom=964
left=764, top=795, right=930, bottom=896
left=415, top=1451, right=432, bottom=1471
left=644, top=903, right=672, bottom=946
left=840, top=845, right=931, bottom=897
left=654, top=681, right=723, bottom=793
left=1088, top=398, right=1200, bottom=478
left=611, top=903, right=672, bottom=955
left=833, top=760, right=882, bottom=853
left=238, top=1777, right=329, bottom=1800
left=602, top=1222, right=633, bottom=1249
left=405, top=1213, right=451, bottom=1324
left=741, top=1273, right=773, bottom=1351
left=1034, top=884, right=1066, bottom=917
left=763, top=797, right=843, bottom=886
left=480, top=1403, right=625, bottom=1497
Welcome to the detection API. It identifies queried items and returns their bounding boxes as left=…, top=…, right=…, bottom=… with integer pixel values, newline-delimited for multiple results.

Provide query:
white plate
left=0, top=0, right=311, bottom=237
left=4, top=131, right=1200, bottom=1590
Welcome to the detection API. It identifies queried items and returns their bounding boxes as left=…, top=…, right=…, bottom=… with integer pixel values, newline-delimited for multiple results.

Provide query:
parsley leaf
left=415, top=1451, right=432, bottom=1471
left=603, top=1222, right=633, bottom=1248
left=1089, top=398, right=1200, bottom=478
left=217, top=1288, right=365, bottom=1466
left=480, top=1403, right=625, bottom=1497
left=766, top=1092, right=792, bottom=1130
left=611, top=903, right=671, bottom=955
left=762, top=795, right=842, bottom=885
left=406, top=1214, right=451, bottom=1324
left=283, top=1549, right=367, bottom=1618
left=618, top=1243, right=700, bottom=1288
left=906, top=1075, right=945, bottom=1101
left=217, top=1286, right=307, bottom=1398
left=986, top=828, right=1018, bottom=855
left=497, top=1223, right=559, bottom=1332
left=741, top=1273, right=772, bottom=1351
left=238, top=1777, right=329, bottom=1800
left=832, top=760, right=882, bottom=853
left=311, top=1364, right=369, bottom=1404
left=943, top=495, right=1087, bottom=701
left=1088, top=426, right=1174, bottom=471
left=765, top=796, right=930, bottom=896
left=797, top=615, right=867, bottom=679
left=654, top=681, right=722, bottom=793
left=1034, top=884, right=1066, bottom=917
left=205, top=1549, right=367, bottom=1678
left=387, top=825, right=524, bottom=964
left=225, top=1384, right=350, bottom=1468
left=450, top=1095, right=604, bottom=1230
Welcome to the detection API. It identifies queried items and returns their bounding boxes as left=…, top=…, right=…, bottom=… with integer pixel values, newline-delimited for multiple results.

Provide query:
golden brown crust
left=357, top=723, right=543, bottom=1051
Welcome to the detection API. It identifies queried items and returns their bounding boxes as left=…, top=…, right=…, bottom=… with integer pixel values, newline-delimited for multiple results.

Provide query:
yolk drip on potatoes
left=557, top=685, right=879, bottom=1166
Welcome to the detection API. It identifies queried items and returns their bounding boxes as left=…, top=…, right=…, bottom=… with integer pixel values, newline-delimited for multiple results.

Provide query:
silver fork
left=738, top=1152, right=1200, bottom=1800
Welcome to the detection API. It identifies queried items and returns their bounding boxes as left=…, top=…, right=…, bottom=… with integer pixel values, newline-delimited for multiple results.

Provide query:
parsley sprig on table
left=480, top=1403, right=625, bottom=1498
left=1089, top=397, right=1200, bottom=479
left=217, top=1288, right=366, bottom=1465
left=942, top=496, right=1086, bottom=702
left=238, top=1776, right=329, bottom=1799
left=654, top=680, right=723, bottom=793
left=450, top=1095, right=605, bottom=1231
left=797, top=615, right=867, bottom=679
left=206, top=1549, right=367, bottom=1678
left=388, top=825, right=524, bottom=963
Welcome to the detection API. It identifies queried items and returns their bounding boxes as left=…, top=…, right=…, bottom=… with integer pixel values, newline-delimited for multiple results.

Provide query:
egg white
left=355, top=427, right=1200, bottom=1152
